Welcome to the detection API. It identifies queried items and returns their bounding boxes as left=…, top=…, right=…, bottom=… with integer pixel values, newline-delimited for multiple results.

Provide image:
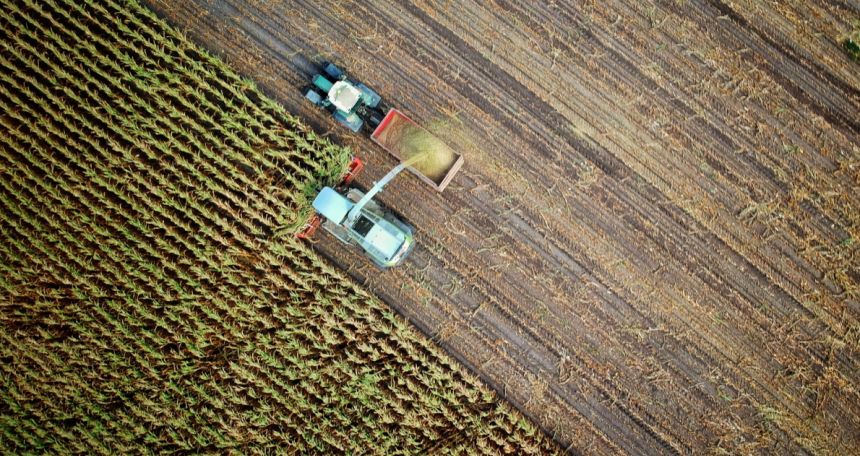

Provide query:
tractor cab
left=304, top=62, right=385, bottom=132
left=312, top=187, right=414, bottom=268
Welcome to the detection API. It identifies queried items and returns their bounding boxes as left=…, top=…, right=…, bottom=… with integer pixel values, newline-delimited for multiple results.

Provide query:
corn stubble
left=0, top=0, right=559, bottom=454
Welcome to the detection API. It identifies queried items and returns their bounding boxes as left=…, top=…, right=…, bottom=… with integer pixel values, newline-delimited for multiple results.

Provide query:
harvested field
left=0, top=0, right=559, bottom=453
left=145, top=0, right=860, bottom=454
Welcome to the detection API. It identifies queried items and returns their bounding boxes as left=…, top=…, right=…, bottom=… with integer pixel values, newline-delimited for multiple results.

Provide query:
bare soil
left=144, top=1, right=860, bottom=454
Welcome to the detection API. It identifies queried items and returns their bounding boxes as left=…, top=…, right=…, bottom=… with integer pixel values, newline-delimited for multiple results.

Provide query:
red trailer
left=370, top=109, right=464, bottom=192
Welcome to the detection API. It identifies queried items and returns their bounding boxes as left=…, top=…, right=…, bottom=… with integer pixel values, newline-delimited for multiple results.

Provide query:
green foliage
left=843, top=37, right=860, bottom=61
left=844, top=20, right=860, bottom=62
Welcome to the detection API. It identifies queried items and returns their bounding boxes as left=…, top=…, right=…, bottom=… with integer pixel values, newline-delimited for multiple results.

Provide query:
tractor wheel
left=366, top=109, right=384, bottom=130
left=305, top=89, right=322, bottom=105
left=323, top=62, right=344, bottom=80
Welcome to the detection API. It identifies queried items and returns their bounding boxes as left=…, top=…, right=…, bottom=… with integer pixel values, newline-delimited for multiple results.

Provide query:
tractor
left=304, top=62, right=386, bottom=133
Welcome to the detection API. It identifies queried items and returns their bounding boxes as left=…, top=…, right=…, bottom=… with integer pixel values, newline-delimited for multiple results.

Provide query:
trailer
left=370, top=109, right=464, bottom=192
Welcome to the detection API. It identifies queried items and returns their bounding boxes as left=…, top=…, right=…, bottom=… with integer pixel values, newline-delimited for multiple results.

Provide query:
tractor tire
left=305, top=89, right=322, bottom=105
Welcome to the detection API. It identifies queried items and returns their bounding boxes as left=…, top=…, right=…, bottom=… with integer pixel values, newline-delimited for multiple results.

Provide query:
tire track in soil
left=352, top=0, right=860, bottom=448
left=143, top=0, right=860, bottom=454
left=444, top=0, right=855, bottom=369
left=703, top=0, right=860, bottom=137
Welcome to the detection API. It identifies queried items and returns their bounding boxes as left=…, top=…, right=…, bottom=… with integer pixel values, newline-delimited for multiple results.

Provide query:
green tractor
left=304, top=62, right=386, bottom=132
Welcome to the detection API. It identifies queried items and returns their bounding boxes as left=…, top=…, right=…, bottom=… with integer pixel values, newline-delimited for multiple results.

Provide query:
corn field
left=0, top=0, right=559, bottom=453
